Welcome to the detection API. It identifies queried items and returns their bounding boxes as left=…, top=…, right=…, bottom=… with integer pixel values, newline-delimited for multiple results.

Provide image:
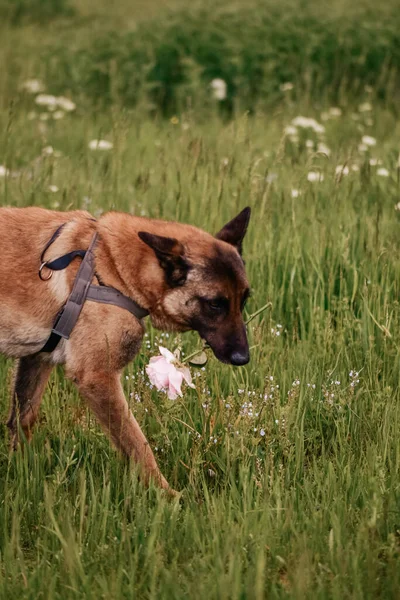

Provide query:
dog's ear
left=215, top=207, right=251, bottom=254
left=138, top=232, right=189, bottom=286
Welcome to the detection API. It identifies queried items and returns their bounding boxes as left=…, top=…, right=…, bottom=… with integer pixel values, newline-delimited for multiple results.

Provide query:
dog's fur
left=0, top=206, right=251, bottom=492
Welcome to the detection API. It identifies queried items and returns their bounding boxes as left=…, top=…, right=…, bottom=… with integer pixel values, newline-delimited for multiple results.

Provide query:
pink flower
left=146, top=347, right=195, bottom=400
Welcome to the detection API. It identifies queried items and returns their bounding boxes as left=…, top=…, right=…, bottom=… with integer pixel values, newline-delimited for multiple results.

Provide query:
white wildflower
left=361, top=135, right=376, bottom=147
left=291, top=188, right=300, bottom=198
left=42, top=146, right=54, bottom=156
left=48, top=185, right=59, bottom=193
left=395, top=202, right=400, bottom=211
left=88, top=139, right=113, bottom=151
left=307, top=171, right=324, bottom=182
left=317, top=142, right=331, bottom=156
left=359, top=102, right=372, bottom=112
left=369, top=158, right=382, bottom=166
left=35, top=93, right=75, bottom=112
left=291, top=116, right=312, bottom=128
left=311, top=122, right=325, bottom=135
left=291, top=116, right=325, bottom=135
left=280, top=82, right=294, bottom=92
left=335, top=165, right=349, bottom=176
left=260, top=429, right=266, bottom=437
left=0, top=165, right=10, bottom=177
left=284, top=125, right=298, bottom=136
left=377, top=168, right=389, bottom=177
left=305, top=139, right=314, bottom=149
left=56, top=96, right=76, bottom=112
left=52, top=110, right=65, bottom=120
left=210, top=78, right=227, bottom=101
left=21, top=79, right=44, bottom=94
left=358, top=143, right=368, bottom=152
left=35, top=94, right=58, bottom=109
left=322, top=108, right=342, bottom=121
left=329, top=107, right=342, bottom=117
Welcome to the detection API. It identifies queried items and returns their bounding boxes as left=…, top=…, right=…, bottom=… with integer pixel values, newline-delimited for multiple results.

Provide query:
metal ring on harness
left=39, top=261, right=53, bottom=281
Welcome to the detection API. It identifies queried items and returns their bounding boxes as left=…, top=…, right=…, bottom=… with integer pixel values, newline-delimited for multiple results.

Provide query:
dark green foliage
left=39, top=1, right=400, bottom=114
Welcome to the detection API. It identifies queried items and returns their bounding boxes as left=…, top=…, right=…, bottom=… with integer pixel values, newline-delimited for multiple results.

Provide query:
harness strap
left=86, top=285, right=149, bottom=320
left=40, top=326, right=64, bottom=353
left=45, top=250, right=86, bottom=272
left=39, top=227, right=149, bottom=354
left=40, top=233, right=98, bottom=352
left=39, top=223, right=87, bottom=280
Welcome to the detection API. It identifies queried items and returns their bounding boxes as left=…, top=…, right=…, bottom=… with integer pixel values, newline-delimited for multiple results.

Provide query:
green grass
left=2, top=0, right=400, bottom=114
left=1, top=1, right=400, bottom=598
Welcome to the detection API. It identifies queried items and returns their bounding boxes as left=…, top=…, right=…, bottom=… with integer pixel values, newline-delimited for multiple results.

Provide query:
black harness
left=39, top=224, right=149, bottom=353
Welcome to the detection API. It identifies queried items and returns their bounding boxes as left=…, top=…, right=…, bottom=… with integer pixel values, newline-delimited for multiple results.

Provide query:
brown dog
left=0, top=206, right=251, bottom=492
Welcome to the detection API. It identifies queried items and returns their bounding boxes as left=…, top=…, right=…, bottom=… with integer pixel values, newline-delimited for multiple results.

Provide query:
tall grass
left=0, top=0, right=400, bottom=597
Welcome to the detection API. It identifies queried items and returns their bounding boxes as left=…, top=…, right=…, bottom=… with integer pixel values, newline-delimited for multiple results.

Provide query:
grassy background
left=3, top=0, right=400, bottom=114
left=0, top=0, right=400, bottom=598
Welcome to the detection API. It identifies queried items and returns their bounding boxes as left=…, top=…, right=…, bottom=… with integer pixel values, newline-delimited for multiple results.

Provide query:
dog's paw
left=163, top=487, right=184, bottom=504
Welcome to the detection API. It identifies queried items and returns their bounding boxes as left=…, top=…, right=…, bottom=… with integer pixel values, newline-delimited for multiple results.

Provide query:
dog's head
left=138, top=208, right=251, bottom=366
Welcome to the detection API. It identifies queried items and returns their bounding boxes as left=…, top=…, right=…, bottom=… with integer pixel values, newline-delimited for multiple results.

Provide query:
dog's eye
left=208, top=299, right=224, bottom=311
left=203, top=297, right=228, bottom=313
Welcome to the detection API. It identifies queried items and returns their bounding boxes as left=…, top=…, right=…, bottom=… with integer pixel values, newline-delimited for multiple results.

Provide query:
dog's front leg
left=74, top=370, right=173, bottom=492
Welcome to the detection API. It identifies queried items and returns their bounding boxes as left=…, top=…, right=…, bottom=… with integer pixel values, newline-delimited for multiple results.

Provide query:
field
left=1, top=0, right=400, bottom=598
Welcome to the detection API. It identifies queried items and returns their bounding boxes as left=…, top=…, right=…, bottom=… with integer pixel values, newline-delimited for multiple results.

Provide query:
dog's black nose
left=230, top=350, right=250, bottom=366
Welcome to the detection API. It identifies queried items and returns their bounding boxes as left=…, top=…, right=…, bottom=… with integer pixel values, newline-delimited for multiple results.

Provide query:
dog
left=0, top=205, right=251, bottom=493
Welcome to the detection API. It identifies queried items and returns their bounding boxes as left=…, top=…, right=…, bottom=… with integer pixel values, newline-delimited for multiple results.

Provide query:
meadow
left=0, top=0, right=400, bottom=598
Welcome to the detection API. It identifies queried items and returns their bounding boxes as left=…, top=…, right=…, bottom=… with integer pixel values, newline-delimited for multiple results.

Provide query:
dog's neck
left=95, top=213, right=172, bottom=325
